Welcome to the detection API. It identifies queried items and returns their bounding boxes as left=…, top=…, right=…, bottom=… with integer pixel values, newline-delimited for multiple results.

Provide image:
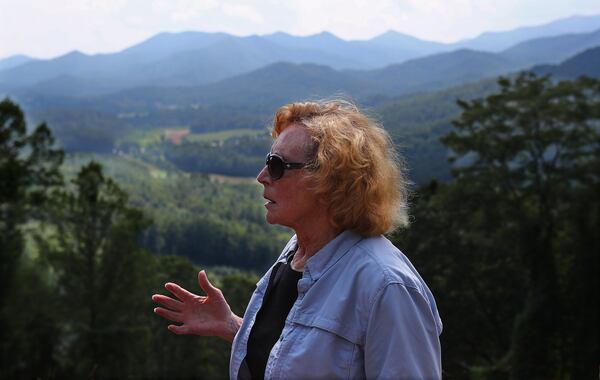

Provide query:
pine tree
left=0, top=98, right=63, bottom=378
left=39, top=161, right=154, bottom=378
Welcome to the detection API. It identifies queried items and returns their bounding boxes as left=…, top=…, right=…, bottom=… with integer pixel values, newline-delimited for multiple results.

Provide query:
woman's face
left=257, top=124, right=323, bottom=230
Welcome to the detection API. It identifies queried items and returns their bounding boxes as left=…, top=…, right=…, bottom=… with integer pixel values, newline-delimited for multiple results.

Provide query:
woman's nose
left=257, top=165, right=270, bottom=185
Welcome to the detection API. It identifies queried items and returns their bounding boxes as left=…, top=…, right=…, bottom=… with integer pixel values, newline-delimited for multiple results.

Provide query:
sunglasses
left=265, top=153, right=306, bottom=180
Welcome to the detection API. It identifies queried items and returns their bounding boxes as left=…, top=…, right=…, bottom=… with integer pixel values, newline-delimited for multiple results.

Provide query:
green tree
left=0, top=98, right=63, bottom=303
left=393, top=179, right=526, bottom=379
left=38, top=161, right=155, bottom=378
left=0, top=98, right=63, bottom=378
left=441, top=73, right=600, bottom=378
left=147, top=257, right=259, bottom=380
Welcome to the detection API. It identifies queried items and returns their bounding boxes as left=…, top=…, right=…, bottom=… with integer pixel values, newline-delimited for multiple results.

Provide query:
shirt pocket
left=278, top=317, right=363, bottom=380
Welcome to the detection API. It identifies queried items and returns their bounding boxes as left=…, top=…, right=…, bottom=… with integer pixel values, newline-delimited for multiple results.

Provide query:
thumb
left=198, top=270, right=220, bottom=297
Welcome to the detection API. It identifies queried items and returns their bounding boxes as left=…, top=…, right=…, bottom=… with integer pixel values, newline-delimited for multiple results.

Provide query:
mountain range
left=1, top=14, right=599, bottom=100
left=3, top=19, right=597, bottom=186
left=533, top=46, right=600, bottom=79
left=21, top=41, right=599, bottom=117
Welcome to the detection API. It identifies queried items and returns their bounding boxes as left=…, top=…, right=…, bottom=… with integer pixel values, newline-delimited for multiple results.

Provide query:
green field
left=115, top=127, right=182, bottom=148
left=184, top=128, right=268, bottom=142
left=117, top=127, right=268, bottom=148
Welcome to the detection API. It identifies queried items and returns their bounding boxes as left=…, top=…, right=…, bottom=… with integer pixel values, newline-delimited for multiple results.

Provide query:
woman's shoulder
left=351, top=235, right=442, bottom=331
left=348, top=235, right=431, bottom=295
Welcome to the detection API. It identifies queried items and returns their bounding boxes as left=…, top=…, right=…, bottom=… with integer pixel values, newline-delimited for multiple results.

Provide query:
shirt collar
left=302, top=230, right=364, bottom=282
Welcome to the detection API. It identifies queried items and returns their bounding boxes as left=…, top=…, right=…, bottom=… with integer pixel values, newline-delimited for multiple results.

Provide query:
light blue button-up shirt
left=230, top=230, right=443, bottom=380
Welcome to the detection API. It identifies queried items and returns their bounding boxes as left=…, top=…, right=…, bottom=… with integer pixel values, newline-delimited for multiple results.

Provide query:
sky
left=2, top=0, right=600, bottom=59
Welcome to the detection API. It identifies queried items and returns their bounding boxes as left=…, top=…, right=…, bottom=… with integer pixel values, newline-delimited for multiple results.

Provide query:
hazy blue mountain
left=533, top=46, right=600, bottom=79
left=262, top=31, right=378, bottom=68
left=117, top=31, right=230, bottom=62
left=132, top=34, right=351, bottom=86
left=0, top=54, right=35, bottom=71
left=10, top=48, right=529, bottom=114
left=0, top=49, right=157, bottom=93
left=0, top=33, right=354, bottom=95
left=263, top=31, right=349, bottom=51
left=369, top=30, right=447, bottom=53
left=0, top=30, right=416, bottom=94
left=454, top=14, right=600, bottom=51
left=89, top=49, right=522, bottom=114
left=0, top=32, right=235, bottom=91
left=263, top=30, right=448, bottom=68
left=94, top=62, right=370, bottom=112
left=352, top=49, right=520, bottom=95
left=198, top=61, right=371, bottom=105
left=0, top=30, right=447, bottom=96
left=1, top=13, right=598, bottom=99
left=16, top=74, right=126, bottom=98
left=501, top=28, right=600, bottom=65
left=0, top=51, right=94, bottom=86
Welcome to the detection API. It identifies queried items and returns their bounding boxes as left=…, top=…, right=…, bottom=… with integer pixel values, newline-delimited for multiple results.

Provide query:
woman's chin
left=265, top=210, right=278, bottom=225
left=265, top=211, right=289, bottom=228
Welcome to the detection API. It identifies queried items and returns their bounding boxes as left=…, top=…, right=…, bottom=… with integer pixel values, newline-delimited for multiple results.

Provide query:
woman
left=152, top=100, right=442, bottom=379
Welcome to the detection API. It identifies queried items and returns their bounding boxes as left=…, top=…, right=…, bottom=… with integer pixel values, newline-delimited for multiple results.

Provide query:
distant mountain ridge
left=453, top=14, right=600, bottom=51
left=0, top=54, right=34, bottom=71
left=25, top=43, right=596, bottom=117
left=533, top=46, right=600, bottom=79
left=501, top=28, right=600, bottom=65
left=0, top=13, right=598, bottom=101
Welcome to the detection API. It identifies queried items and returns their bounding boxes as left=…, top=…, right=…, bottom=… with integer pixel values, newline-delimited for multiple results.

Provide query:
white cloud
left=65, top=0, right=128, bottom=12
left=150, top=0, right=219, bottom=22
left=221, top=3, right=264, bottom=24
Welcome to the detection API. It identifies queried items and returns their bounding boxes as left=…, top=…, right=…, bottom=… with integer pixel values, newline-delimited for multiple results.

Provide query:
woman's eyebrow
left=270, top=149, right=287, bottom=160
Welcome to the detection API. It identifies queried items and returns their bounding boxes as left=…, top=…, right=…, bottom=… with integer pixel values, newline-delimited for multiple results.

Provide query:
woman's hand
left=152, top=270, right=243, bottom=342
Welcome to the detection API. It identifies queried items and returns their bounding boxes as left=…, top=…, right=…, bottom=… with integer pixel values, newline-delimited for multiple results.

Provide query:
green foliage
left=394, top=72, right=600, bottom=379
left=1, top=256, right=64, bottom=379
left=185, top=128, right=266, bottom=143
left=62, top=153, right=288, bottom=271
left=444, top=73, right=600, bottom=191
left=147, top=255, right=232, bottom=380
left=26, top=159, right=264, bottom=379
left=164, top=134, right=271, bottom=177
left=393, top=180, right=526, bottom=379
left=34, top=161, right=153, bottom=378
left=0, top=98, right=63, bottom=378
left=116, top=127, right=178, bottom=149
left=31, top=108, right=127, bottom=153
left=375, top=78, right=500, bottom=183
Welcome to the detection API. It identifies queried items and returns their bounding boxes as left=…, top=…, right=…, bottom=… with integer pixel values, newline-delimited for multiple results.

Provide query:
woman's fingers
left=198, top=270, right=221, bottom=297
left=154, top=307, right=183, bottom=323
left=164, top=282, right=196, bottom=301
left=152, top=294, right=184, bottom=311
left=168, top=324, right=191, bottom=335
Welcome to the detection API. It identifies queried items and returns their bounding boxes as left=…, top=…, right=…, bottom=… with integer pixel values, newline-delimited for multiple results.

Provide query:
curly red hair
left=272, top=100, right=409, bottom=236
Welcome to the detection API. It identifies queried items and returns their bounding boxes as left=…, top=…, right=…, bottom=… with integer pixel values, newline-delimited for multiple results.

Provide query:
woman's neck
left=291, top=223, right=339, bottom=271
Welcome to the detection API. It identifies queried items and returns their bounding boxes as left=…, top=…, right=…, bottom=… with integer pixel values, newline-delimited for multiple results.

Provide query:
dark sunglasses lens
left=267, top=155, right=284, bottom=180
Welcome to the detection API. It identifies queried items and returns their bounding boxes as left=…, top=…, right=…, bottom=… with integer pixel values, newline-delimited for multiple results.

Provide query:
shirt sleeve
left=364, top=283, right=442, bottom=380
